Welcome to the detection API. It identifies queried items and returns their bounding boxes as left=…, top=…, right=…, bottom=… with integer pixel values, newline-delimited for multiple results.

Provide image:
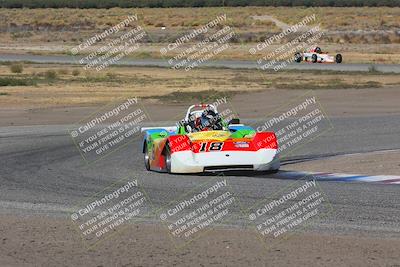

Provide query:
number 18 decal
left=199, top=142, right=224, bottom=152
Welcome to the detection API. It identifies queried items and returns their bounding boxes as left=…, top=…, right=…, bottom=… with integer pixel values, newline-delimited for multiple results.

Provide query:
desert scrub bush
left=58, top=68, right=69, bottom=75
left=44, top=70, right=58, bottom=80
left=0, top=77, right=36, bottom=86
left=155, top=22, right=165, bottom=27
left=0, top=0, right=399, bottom=8
left=9, top=64, right=23, bottom=73
left=72, top=69, right=81, bottom=76
left=105, top=72, right=117, bottom=80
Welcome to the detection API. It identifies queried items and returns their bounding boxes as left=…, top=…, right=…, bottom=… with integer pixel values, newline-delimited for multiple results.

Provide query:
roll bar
left=184, top=104, right=218, bottom=121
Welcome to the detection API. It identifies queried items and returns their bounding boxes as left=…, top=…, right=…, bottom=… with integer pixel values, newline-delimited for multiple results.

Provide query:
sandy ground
left=0, top=215, right=399, bottom=267
left=1, top=64, right=399, bottom=109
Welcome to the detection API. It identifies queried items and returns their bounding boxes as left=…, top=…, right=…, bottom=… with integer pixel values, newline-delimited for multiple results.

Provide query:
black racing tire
left=164, top=144, right=172, bottom=173
left=269, top=158, right=280, bottom=173
left=311, top=54, right=318, bottom=63
left=294, top=52, right=302, bottom=63
left=336, top=53, right=342, bottom=63
left=144, top=142, right=150, bottom=171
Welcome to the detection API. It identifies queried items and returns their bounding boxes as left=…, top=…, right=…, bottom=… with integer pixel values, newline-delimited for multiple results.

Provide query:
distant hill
left=0, top=0, right=399, bottom=8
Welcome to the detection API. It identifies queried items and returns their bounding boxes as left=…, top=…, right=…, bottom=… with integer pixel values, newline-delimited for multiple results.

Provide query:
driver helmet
left=198, top=109, right=222, bottom=131
left=313, top=47, right=321, bottom=53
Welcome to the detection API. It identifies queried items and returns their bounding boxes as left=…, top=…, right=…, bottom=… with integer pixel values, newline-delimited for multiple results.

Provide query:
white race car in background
left=295, top=47, right=342, bottom=63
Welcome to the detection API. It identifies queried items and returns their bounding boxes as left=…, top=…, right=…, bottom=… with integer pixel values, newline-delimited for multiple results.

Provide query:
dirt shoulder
left=1, top=86, right=400, bottom=127
left=0, top=214, right=399, bottom=267
left=1, top=64, right=400, bottom=109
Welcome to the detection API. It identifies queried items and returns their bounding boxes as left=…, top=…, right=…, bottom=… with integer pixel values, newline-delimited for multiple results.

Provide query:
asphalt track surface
left=1, top=115, right=399, bottom=238
left=1, top=53, right=400, bottom=73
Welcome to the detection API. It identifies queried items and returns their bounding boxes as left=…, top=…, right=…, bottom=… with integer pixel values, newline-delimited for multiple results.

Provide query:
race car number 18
left=199, top=142, right=224, bottom=152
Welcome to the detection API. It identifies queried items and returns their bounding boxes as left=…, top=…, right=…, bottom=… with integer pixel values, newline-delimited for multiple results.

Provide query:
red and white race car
left=141, top=104, right=280, bottom=174
left=295, top=47, right=342, bottom=63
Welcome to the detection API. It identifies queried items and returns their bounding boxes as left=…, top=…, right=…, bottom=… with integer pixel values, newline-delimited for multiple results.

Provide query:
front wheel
left=269, top=158, right=280, bottom=173
left=294, top=52, right=302, bottom=63
left=164, top=144, right=172, bottom=173
left=144, top=143, right=150, bottom=171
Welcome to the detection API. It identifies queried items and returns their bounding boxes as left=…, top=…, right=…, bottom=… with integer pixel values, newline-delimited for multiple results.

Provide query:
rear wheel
left=269, top=158, right=280, bottom=173
left=144, top=143, right=150, bottom=171
left=311, top=54, right=318, bottom=63
left=164, top=144, right=172, bottom=173
left=294, top=52, right=302, bottom=63
left=336, top=53, right=342, bottom=63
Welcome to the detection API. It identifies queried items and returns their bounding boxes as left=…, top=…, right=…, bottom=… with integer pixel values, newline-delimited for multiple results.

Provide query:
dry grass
left=0, top=7, right=398, bottom=66
left=1, top=7, right=399, bottom=32
left=0, top=7, right=399, bottom=45
left=0, top=7, right=398, bottom=64
left=0, top=63, right=399, bottom=108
